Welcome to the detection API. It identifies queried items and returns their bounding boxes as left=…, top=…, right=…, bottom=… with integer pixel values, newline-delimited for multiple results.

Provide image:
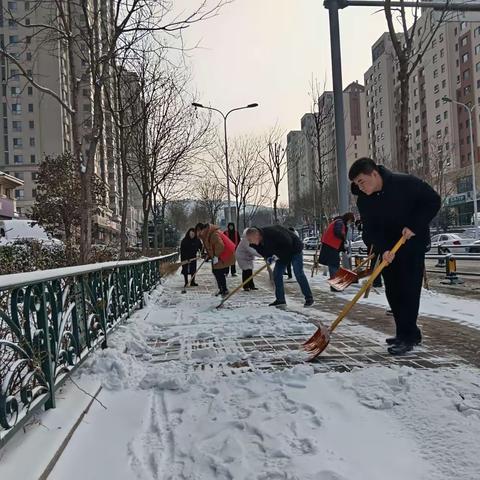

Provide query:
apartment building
left=0, top=0, right=138, bottom=242
left=365, top=15, right=480, bottom=225
left=287, top=82, right=368, bottom=218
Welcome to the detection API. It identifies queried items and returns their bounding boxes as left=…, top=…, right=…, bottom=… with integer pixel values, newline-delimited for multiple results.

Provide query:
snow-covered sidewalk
left=1, top=269, right=480, bottom=480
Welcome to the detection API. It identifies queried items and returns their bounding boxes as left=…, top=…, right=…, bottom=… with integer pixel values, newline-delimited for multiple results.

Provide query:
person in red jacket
left=224, top=222, right=240, bottom=277
left=318, top=213, right=355, bottom=283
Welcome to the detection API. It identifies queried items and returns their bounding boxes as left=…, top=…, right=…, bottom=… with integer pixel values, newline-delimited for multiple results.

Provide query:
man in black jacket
left=245, top=225, right=314, bottom=307
left=349, top=158, right=441, bottom=355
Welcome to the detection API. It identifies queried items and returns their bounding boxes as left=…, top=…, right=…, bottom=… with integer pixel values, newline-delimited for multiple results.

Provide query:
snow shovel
left=328, top=253, right=375, bottom=292
left=304, top=236, right=406, bottom=360
left=160, top=257, right=197, bottom=277
left=216, top=263, right=269, bottom=309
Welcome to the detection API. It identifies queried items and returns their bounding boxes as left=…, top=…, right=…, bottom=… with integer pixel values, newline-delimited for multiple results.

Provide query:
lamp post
left=192, top=102, right=258, bottom=225
left=443, top=96, right=478, bottom=238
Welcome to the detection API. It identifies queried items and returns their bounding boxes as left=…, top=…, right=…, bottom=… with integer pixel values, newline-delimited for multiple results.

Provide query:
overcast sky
left=176, top=0, right=389, bottom=202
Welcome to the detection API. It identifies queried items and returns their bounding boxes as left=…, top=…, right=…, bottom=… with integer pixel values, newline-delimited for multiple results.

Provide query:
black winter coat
left=180, top=236, right=202, bottom=261
left=251, top=225, right=303, bottom=264
left=351, top=166, right=441, bottom=254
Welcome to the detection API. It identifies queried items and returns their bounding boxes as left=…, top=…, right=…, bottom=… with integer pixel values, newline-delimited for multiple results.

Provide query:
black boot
left=388, top=341, right=414, bottom=356
left=385, top=336, right=400, bottom=345
left=269, top=299, right=287, bottom=307
left=304, top=298, right=314, bottom=307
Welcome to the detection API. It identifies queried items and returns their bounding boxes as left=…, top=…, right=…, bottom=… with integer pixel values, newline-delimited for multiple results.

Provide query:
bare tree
left=208, top=135, right=269, bottom=229
left=1, top=0, right=228, bottom=262
left=259, top=127, right=288, bottom=223
left=384, top=1, right=448, bottom=173
left=197, top=180, right=225, bottom=224
left=304, top=80, right=336, bottom=232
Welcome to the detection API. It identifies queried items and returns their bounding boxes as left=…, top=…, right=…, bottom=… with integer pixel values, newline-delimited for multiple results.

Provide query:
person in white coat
left=236, top=231, right=261, bottom=291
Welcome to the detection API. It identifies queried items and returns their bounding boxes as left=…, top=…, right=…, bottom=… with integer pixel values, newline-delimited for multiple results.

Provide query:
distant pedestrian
left=180, top=228, right=202, bottom=288
left=236, top=229, right=261, bottom=291
left=318, top=213, right=355, bottom=285
left=349, top=157, right=440, bottom=355
left=224, top=222, right=240, bottom=277
left=196, top=223, right=236, bottom=297
left=246, top=225, right=313, bottom=308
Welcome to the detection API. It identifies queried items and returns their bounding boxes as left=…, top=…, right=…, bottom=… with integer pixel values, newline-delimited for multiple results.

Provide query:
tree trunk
left=120, top=153, right=129, bottom=259
left=161, top=199, right=166, bottom=249
left=397, top=68, right=410, bottom=173
left=141, top=197, right=150, bottom=255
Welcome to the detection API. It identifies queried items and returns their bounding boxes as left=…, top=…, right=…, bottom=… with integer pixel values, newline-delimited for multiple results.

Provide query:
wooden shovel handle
left=216, top=263, right=269, bottom=308
left=329, top=236, right=406, bottom=333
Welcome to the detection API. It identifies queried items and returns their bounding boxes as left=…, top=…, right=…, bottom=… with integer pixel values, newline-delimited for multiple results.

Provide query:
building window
left=12, top=120, right=21, bottom=131
left=434, top=84, right=439, bottom=94
left=4, top=153, right=9, bottom=165
left=440, top=48, right=445, bottom=58
left=415, top=115, right=419, bottom=124
left=436, top=115, right=441, bottom=124
left=14, top=154, right=24, bottom=163
left=10, top=86, right=20, bottom=95
left=442, top=79, right=446, bottom=88
left=25, top=36, right=31, bottom=44
left=27, top=86, right=33, bottom=95
left=444, top=110, right=448, bottom=119
left=10, top=69, right=20, bottom=81
left=414, top=102, right=418, bottom=110
left=28, top=104, right=33, bottom=112
left=461, top=21, right=468, bottom=31
left=441, top=64, right=446, bottom=73
left=9, top=35, right=19, bottom=44
left=435, top=99, right=440, bottom=108
left=29, top=137, right=35, bottom=147
left=32, top=172, right=38, bottom=181
left=461, top=37, right=468, bottom=47
left=463, top=69, right=471, bottom=80
left=462, top=52, right=469, bottom=63
left=414, top=88, right=418, bottom=97
left=433, top=54, right=438, bottom=64
left=476, top=27, right=480, bottom=37
left=434, top=69, right=438, bottom=78
left=439, top=33, right=444, bottom=42
left=15, top=189, right=24, bottom=199
left=13, top=138, right=23, bottom=148
left=29, top=120, right=34, bottom=129
left=30, top=154, right=36, bottom=163
left=464, top=86, right=471, bottom=95
left=26, top=52, right=33, bottom=61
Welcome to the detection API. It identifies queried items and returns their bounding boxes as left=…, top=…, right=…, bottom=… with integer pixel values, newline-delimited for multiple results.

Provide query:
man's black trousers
left=381, top=246, right=424, bottom=343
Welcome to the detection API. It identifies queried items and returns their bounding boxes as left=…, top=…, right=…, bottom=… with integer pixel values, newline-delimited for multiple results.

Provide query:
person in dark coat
left=224, top=222, right=240, bottom=276
left=318, top=213, right=355, bottom=283
left=285, top=227, right=299, bottom=279
left=246, top=225, right=313, bottom=307
left=180, top=228, right=202, bottom=288
left=349, top=158, right=441, bottom=355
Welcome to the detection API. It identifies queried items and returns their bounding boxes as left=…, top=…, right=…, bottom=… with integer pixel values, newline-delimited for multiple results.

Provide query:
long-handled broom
left=216, top=263, right=269, bottom=309
left=304, top=236, right=406, bottom=360
left=160, top=257, right=198, bottom=278
left=181, top=258, right=207, bottom=293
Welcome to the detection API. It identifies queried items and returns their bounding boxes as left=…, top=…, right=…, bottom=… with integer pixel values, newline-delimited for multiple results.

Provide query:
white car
left=468, top=239, right=480, bottom=253
left=303, top=236, right=319, bottom=250
left=350, top=236, right=367, bottom=253
left=430, top=233, right=470, bottom=254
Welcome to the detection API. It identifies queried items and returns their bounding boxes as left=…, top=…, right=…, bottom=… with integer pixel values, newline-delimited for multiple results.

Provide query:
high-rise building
left=365, top=17, right=480, bottom=225
left=0, top=0, right=130, bottom=242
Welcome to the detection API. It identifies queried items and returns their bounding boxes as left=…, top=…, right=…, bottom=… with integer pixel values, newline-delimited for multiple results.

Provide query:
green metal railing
left=0, top=253, right=178, bottom=448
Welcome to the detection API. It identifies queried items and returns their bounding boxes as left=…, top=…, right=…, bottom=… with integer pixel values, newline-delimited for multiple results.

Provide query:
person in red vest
left=318, top=213, right=355, bottom=285
left=196, top=222, right=236, bottom=296
left=224, top=222, right=240, bottom=277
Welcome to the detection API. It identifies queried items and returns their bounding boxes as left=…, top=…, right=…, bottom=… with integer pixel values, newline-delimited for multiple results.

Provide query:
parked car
left=351, top=235, right=367, bottom=254
left=430, top=233, right=470, bottom=254
left=303, top=236, right=319, bottom=250
left=0, top=219, right=63, bottom=246
left=468, top=239, right=480, bottom=253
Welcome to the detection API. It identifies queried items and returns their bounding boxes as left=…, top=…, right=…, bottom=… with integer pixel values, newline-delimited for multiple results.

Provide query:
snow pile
left=2, top=271, right=479, bottom=480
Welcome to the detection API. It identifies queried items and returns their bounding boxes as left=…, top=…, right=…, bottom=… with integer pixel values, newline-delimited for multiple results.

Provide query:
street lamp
left=443, top=95, right=478, bottom=238
left=192, top=101, right=259, bottom=225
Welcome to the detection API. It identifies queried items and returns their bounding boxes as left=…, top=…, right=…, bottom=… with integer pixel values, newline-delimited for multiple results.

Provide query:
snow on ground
left=1, top=273, right=480, bottom=480
left=309, top=272, right=480, bottom=331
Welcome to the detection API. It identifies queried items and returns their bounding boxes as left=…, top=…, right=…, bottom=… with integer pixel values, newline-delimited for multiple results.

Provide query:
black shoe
left=250, top=287, right=258, bottom=290
left=190, top=282, right=199, bottom=287
left=287, top=276, right=293, bottom=280
left=243, top=287, right=250, bottom=292
left=388, top=342, right=414, bottom=356
left=304, top=298, right=314, bottom=307
left=231, top=273, right=237, bottom=277
left=220, top=290, right=229, bottom=297
left=386, top=336, right=422, bottom=346
left=269, top=300, right=287, bottom=307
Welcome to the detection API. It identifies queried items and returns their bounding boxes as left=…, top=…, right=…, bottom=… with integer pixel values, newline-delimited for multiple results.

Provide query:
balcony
left=0, top=197, right=15, bottom=219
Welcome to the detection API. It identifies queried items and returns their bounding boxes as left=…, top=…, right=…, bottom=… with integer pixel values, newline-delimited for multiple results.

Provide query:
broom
left=216, top=263, right=269, bottom=309
left=160, top=257, right=198, bottom=277
left=304, top=236, right=406, bottom=360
